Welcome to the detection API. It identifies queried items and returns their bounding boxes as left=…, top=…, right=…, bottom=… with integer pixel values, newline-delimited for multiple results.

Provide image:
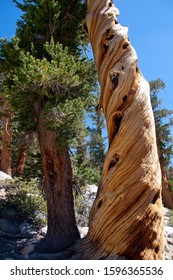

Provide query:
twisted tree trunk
left=74, top=0, right=164, bottom=260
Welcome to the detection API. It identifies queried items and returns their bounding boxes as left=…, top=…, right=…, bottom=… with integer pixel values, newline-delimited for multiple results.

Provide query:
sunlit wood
left=74, top=0, right=164, bottom=260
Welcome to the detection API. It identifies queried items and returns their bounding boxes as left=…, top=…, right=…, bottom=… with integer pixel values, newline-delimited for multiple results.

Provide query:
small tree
left=150, top=79, right=173, bottom=209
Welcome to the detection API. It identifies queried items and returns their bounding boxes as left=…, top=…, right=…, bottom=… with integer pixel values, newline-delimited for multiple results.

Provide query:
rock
left=164, top=226, right=173, bottom=237
left=24, top=255, right=30, bottom=259
left=34, top=251, right=73, bottom=260
left=0, top=171, right=12, bottom=180
left=167, top=238, right=173, bottom=245
left=85, top=184, right=98, bottom=196
left=163, top=207, right=169, bottom=217
left=168, top=232, right=173, bottom=239
left=78, top=226, right=88, bottom=238
left=164, top=216, right=170, bottom=224
left=0, top=218, right=19, bottom=234
left=20, top=244, right=35, bottom=256
left=19, top=223, right=37, bottom=237
left=165, top=243, right=170, bottom=253
left=40, top=226, right=47, bottom=236
left=34, top=210, right=46, bottom=221
left=165, top=255, right=171, bottom=260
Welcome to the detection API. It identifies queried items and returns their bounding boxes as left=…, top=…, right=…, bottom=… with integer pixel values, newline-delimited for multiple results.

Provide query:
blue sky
left=0, top=0, right=172, bottom=115
left=115, top=0, right=173, bottom=113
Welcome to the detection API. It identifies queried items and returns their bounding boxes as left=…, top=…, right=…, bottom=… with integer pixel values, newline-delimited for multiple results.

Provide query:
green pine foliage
left=0, top=0, right=99, bottom=188
left=13, top=0, right=87, bottom=55
left=71, top=92, right=106, bottom=186
left=150, top=79, right=173, bottom=166
left=150, top=79, right=173, bottom=197
left=88, top=93, right=106, bottom=171
left=1, top=38, right=96, bottom=149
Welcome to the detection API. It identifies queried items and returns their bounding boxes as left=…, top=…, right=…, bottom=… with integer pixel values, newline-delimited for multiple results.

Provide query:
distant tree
left=150, top=78, right=173, bottom=209
left=13, top=131, right=36, bottom=176
left=88, top=93, right=106, bottom=171
left=168, top=166, right=173, bottom=193
left=0, top=103, right=12, bottom=176
left=71, top=92, right=106, bottom=186
left=0, top=74, right=12, bottom=176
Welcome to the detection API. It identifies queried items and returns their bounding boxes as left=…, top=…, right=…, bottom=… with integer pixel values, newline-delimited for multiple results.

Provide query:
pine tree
left=88, top=93, right=106, bottom=172
left=0, top=0, right=97, bottom=253
left=13, top=0, right=87, bottom=55
left=150, top=79, right=173, bottom=209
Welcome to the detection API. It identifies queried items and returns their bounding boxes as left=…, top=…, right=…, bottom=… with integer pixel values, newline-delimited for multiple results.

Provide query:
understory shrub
left=0, top=178, right=47, bottom=226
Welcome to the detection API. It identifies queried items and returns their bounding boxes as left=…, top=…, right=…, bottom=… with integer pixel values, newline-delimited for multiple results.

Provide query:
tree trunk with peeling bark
left=73, top=0, right=164, bottom=260
left=35, top=110, right=80, bottom=253
left=15, top=150, right=27, bottom=175
left=161, top=164, right=173, bottom=209
left=0, top=108, right=12, bottom=176
left=157, top=142, right=173, bottom=209
left=14, top=132, right=35, bottom=176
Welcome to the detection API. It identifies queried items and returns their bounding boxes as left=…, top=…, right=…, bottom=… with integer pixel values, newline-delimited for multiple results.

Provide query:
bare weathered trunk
left=161, top=164, right=173, bottom=209
left=157, top=143, right=173, bottom=209
left=36, top=111, right=80, bottom=253
left=0, top=109, right=12, bottom=176
left=74, top=0, right=164, bottom=260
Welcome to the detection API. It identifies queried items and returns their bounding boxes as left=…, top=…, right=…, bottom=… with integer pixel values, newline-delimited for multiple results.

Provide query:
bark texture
left=161, top=164, right=173, bottom=209
left=14, top=132, right=35, bottom=176
left=157, top=144, right=173, bottom=209
left=15, top=151, right=27, bottom=175
left=35, top=111, right=80, bottom=253
left=0, top=108, right=12, bottom=176
left=74, top=0, right=164, bottom=260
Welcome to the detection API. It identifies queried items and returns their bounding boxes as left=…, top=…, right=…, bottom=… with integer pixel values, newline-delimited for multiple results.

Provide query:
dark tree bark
left=161, top=164, right=173, bottom=209
left=0, top=108, right=12, bottom=176
left=157, top=143, right=173, bottom=209
left=35, top=111, right=80, bottom=253
left=15, top=150, right=27, bottom=176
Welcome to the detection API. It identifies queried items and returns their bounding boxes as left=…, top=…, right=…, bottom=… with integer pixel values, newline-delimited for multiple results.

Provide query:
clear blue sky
left=0, top=0, right=172, bottom=116
left=115, top=0, right=173, bottom=113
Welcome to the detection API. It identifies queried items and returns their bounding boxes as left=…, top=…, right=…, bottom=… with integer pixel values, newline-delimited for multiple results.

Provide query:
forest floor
left=0, top=230, right=43, bottom=260
left=0, top=181, right=173, bottom=260
left=0, top=224, right=76, bottom=260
